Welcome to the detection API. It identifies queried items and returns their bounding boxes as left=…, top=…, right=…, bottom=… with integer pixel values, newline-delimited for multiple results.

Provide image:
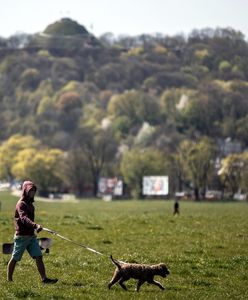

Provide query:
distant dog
left=108, top=255, right=169, bottom=292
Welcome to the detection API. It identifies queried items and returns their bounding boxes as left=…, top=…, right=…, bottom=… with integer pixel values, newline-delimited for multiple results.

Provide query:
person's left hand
left=36, top=224, right=43, bottom=233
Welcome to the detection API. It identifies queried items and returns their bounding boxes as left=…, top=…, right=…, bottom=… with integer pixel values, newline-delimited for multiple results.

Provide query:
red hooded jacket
left=14, top=181, right=38, bottom=236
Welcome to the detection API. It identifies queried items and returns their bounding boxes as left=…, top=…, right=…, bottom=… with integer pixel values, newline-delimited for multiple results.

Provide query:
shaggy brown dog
left=108, top=255, right=169, bottom=291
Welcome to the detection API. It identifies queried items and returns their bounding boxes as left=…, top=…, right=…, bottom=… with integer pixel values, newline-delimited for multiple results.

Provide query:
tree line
left=0, top=25, right=248, bottom=199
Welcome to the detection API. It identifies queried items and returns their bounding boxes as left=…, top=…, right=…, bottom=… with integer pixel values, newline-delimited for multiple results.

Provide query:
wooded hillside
left=1, top=19, right=248, bottom=198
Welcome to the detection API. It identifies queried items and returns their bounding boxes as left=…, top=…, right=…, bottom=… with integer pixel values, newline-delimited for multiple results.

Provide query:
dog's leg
left=108, top=272, right=122, bottom=289
left=119, top=277, right=128, bottom=291
left=136, top=279, right=145, bottom=292
left=149, top=279, right=165, bottom=290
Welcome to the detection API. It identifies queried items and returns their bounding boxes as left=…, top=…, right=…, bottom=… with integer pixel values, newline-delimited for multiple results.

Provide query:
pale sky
left=0, top=0, right=247, bottom=38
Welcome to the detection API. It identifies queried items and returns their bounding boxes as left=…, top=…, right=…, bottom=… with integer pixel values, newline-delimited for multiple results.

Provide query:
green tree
left=0, top=135, right=40, bottom=181
left=112, top=116, right=132, bottom=139
left=160, top=88, right=197, bottom=120
left=178, top=138, right=216, bottom=200
left=180, top=82, right=224, bottom=136
left=218, top=153, right=248, bottom=198
left=55, top=91, right=82, bottom=132
left=108, top=90, right=160, bottom=128
left=218, top=60, right=232, bottom=79
left=12, top=148, right=64, bottom=196
left=120, top=148, right=166, bottom=199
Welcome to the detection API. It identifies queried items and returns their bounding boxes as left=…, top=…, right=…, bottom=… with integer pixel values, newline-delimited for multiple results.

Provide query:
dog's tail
left=110, top=255, right=122, bottom=269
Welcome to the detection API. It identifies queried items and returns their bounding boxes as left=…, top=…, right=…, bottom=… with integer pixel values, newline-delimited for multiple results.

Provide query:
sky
left=0, top=0, right=248, bottom=39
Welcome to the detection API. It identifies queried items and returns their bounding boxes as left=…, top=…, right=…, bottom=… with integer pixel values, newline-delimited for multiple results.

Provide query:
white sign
left=98, top=177, right=123, bottom=196
left=143, top=176, right=169, bottom=196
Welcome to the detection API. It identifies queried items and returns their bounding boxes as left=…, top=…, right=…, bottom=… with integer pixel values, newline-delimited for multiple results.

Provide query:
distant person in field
left=173, top=200, right=180, bottom=216
left=7, top=180, right=58, bottom=284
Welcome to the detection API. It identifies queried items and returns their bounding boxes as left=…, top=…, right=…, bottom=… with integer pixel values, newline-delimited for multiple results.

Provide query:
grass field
left=0, top=191, right=248, bottom=300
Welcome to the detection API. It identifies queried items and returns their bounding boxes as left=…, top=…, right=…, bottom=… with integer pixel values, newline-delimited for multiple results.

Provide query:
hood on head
left=22, top=180, right=37, bottom=197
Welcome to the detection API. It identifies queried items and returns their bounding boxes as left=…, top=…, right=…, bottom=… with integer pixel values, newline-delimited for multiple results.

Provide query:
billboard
left=98, top=177, right=123, bottom=196
left=142, top=176, right=169, bottom=196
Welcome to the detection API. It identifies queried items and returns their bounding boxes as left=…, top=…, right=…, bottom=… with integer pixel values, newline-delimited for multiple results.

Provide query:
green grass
left=0, top=191, right=248, bottom=299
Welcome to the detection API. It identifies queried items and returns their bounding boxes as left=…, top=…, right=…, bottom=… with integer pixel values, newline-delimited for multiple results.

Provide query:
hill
left=0, top=20, right=248, bottom=197
left=28, top=18, right=101, bottom=51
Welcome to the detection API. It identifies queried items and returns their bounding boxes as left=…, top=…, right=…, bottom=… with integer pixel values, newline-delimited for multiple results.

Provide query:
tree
left=178, top=138, right=216, bottom=200
left=112, top=116, right=132, bottom=139
left=108, top=90, right=161, bottom=128
left=160, top=88, right=198, bottom=121
left=12, top=148, right=64, bottom=196
left=120, top=148, right=166, bottom=199
left=134, top=122, right=156, bottom=147
left=218, top=153, right=247, bottom=198
left=98, top=32, right=115, bottom=47
left=218, top=60, right=232, bottom=79
left=172, top=152, right=187, bottom=193
left=236, top=115, right=248, bottom=146
left=92, top=63, right=125, bottom=90
left=179, top=82, right=224, bottom=136
left=19, top=68, right=40, bottom=90
left=7, top=33, right=33, bottom=48
left=51, top=57, right=81, bottom=88
left=240, top=152, right=248, bottom=193
left=76, top=127, right=118, bottom=197
left=0, top=135, right=40, bottom=181
left=60, top=148, right=91, bottom=197
left=55, top=91, right=82, bottom=132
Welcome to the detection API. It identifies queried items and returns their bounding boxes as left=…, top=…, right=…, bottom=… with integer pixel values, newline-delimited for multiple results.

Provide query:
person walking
left=173, top=200, right=180, bottom=216
left=7, top=180, right=58, bottom=284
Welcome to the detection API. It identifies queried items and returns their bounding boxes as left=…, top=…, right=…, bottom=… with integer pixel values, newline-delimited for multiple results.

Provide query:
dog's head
left=158, top=263, right=170, bottom=277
